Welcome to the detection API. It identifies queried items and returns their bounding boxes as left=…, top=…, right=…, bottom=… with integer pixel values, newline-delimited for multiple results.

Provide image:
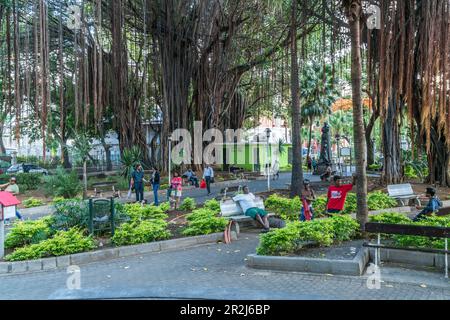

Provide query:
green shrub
left=16, top=173, right=43, bottom=191
left=394, top=215, right=450, bottom=249
left=368, top=164, right=382, bottom=171
left=370, top=212, right=411, bottom=225
left=367, top=191, right=398, bottom=211
left=121, top=203, right=169, bottom=221
left=52, top=199, right=89, bottom=231
left=329, top=215, right=360, bottom=242
left=43, top=168, right=82, bottom=199
left=257, top=222, right=302, bottom=256
left=5, top=228, right=97, bottom=262
left=204, top=199, right=221, bottom=212
left=265, top=194, right=302, bottom=221
left=52, top=197, right=66, bottom=204
left=313, top=196, right=328, bottom=215
left=5, top=217, right=54, bottom=249
left=182, top=208, right=228, bottom=236
left=23, top=197, right=45, bottom=208
left=112, top=220, right=171, bottom=246
left=370, top=213, right=450, bottom=249
left=257, top=216, right=361, bottom=256
left=0, top=174, right=10, bottom=184
left=180, top=197, right=197, bottom=211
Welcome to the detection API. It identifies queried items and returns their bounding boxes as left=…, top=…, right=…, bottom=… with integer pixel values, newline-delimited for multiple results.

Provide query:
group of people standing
left=300, top=175, right=443, bottom=222
left=129, top=164, right=215, bottom=210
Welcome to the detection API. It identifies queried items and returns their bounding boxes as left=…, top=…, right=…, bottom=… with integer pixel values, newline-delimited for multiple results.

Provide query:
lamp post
left=168, top=135, right=173, bottom=185
left=265, top=128, right=272, bottom=191
left=335, top=134, right=342, bottom=176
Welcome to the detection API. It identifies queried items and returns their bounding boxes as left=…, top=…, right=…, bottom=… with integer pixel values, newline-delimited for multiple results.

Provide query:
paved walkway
left=1, top=232, right=449, bottom=300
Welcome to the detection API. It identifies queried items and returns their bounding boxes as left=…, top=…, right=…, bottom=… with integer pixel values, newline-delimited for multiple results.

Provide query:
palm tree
left=342, top=0, right=368, bottom=230
left=289, top=0, right=304, bottom=198
left=300, top=62, right=338, bottom=161
left=72, top=133, right=93, bottom=199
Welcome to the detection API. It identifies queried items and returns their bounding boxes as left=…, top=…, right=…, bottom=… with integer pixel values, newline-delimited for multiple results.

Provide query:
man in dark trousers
left=151, top=167, right=161, bottom=206
left=131, top=164, right=146, bottom=203
left=203, top=164, right=214, bottom=196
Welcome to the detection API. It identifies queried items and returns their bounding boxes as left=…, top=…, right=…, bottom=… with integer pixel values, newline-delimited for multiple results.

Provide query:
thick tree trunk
left=0, top=122, right=6, bottom=155
left=61, top=140, right=72, bottom=169
left=365, top=111, right=379, bottom=166
left=428, top=127, right=450, bottom=187
left=290, top=0, right=304, bottom=198
left=382, top=93, right=403, bottom=184
left=344, top=0, right=368, bottom=229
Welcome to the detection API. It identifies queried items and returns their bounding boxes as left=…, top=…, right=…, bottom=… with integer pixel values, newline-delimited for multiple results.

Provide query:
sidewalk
left=1, top=231, right=449, bottom=300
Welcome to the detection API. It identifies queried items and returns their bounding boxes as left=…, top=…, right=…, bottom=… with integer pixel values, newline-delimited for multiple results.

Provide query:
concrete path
left=1, top=231, right=449, bottom=300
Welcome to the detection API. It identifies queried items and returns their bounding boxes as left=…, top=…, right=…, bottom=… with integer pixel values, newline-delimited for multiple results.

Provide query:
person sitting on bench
left=413, top=187, right=442, bottom=222
left=183, top=169, right=199, bottom=187
left=321, top=166, right=333, bottom=182
left=233, top=186, right=270, bottom=233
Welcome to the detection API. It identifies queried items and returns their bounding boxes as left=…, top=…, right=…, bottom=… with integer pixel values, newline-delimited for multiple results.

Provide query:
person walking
left=131, top=164, right=146, bottom=203
left=170, top=172, right=183, bottom=210
left=151, top=167, right=161, bottom=206
left=203, top=164, right=214, bottom=196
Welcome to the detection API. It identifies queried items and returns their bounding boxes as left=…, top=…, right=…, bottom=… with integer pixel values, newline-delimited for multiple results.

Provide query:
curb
left=0, top=232, right=237, bottom=276
left=246, top=247, right=370, bottom=276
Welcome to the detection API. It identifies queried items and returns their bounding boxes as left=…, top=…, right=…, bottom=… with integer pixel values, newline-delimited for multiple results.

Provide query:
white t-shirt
left=233, top=193, right=257, bottom=213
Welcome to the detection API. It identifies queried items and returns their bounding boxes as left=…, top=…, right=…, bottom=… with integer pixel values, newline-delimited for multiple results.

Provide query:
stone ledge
left=246, top=247, right=369, bottom=277
left=0, top=232, right=232, bottom=276
left=368, top=247, right=449, bottom=270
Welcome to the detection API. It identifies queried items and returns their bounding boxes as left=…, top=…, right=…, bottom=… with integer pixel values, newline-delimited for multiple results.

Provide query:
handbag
left=210, top=177, right=215, bottom=184
left=200, top=179, right=207, bottom=189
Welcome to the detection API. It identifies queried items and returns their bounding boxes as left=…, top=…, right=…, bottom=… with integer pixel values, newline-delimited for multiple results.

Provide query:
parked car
left=6, top=164, right=48, bottom=175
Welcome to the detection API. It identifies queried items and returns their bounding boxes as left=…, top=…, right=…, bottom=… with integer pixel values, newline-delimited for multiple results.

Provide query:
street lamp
left=335, top=134, right=342, bottom=176
left=168, top=135, right=173, bottom=185
left=265, top=128, right=272, bottom=191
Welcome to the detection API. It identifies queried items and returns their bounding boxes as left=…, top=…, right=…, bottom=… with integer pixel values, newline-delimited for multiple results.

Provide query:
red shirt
left=327, top=184, right=354, bottom=211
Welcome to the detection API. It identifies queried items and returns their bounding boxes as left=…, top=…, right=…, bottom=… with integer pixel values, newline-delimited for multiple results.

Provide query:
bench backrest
left=220, top=198, right=265, bottom=217
left=387, top=184, right=415, bottom=197
left=365, top=222, right=450, bottom=238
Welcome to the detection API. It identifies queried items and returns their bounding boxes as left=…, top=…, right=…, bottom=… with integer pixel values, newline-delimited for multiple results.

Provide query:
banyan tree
left=368, top=0, right=450, bottom=186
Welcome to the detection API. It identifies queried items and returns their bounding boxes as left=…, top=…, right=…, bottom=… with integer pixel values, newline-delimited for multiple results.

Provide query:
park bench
left=363, top=222, right=449, bottom=278
left=92, top=181, right=121, bottom=199
left=387, top=184, right=421, bottom=207
left=220, top=197, right=279, bottom=235
left=217, top=186, right=243, bottom=201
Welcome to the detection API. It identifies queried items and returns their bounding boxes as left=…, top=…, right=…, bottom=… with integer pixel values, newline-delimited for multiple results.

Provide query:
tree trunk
left=290, top=0, right=304, bottom=198
left=0, top=122, right=6, bottom=155
left=344, top=0, right=368, bottom=230
left=61, top=140, right=72, bottom=169
left=382, top=92, right=403, bottom=184
left=307, top=120, right=313, bottom=162
left=83, top=160, right=88, bottom=199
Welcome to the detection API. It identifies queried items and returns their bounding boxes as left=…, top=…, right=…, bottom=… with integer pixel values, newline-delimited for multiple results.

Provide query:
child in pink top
left=170, top=172, right=183, bottom=209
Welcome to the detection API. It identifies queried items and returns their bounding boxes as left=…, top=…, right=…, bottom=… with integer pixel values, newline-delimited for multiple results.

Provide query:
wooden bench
left=92, top=182, right=121, bottom=198
left=363, top=222, right=449, bottom=278
left=220, top=197, right=271, bottom=235
left=387, top=184, right=421, bottom=207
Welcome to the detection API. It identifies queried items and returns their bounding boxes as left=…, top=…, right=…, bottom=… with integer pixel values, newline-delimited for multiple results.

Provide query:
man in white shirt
left=233, top=186, right=270, bottom=232
left=203, top=165, right=215, bottom=196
